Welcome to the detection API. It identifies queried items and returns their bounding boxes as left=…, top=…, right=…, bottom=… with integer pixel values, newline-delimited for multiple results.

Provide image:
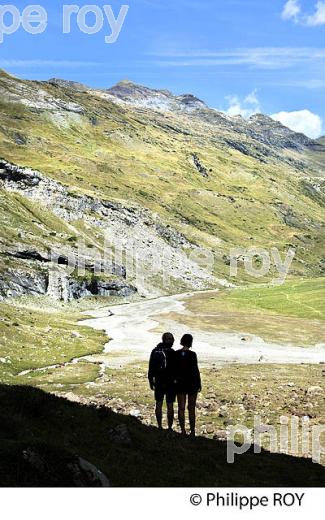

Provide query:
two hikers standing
left=148, top=332, right=201, bottom=437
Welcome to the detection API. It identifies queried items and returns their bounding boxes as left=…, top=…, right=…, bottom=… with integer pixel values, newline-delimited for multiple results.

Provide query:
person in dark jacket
left=148, top=332, right=176, bottom=431
left=175, top=334, right=201, bottom=437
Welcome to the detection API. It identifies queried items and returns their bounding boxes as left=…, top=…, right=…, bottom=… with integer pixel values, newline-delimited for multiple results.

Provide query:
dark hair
left=180, top=334, right=193, bottom=348
left=162, top=332, right=174, bottom=343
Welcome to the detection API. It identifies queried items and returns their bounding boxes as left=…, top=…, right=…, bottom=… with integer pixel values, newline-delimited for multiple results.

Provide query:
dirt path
left=80, top=291, right=325, bottom=368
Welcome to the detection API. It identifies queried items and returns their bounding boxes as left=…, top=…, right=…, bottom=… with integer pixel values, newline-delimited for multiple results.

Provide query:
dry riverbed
left=80, top=290, right=325, bottom=369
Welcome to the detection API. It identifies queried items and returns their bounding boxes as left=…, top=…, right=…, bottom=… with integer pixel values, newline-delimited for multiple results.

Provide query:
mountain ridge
left=43, top=73, right=320, bottom=145
left=1, top=68, right=319, bottom=146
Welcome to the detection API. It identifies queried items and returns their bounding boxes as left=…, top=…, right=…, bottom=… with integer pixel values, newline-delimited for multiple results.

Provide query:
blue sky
left=1, top=0, right=325, bottom=137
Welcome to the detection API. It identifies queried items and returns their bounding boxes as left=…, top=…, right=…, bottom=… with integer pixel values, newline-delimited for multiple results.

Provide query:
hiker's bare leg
left=167, top=402, right=174, bottom=430
left=188, top=393, right=198, bottom=437
left=155, top=401, right=163, bottom=429
left=177, top=394, right=187, bottom=434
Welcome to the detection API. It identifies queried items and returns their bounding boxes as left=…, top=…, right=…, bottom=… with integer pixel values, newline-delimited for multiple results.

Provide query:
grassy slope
left=187, top=278, right=325, bottom=319
left=0, top=72, right=324, bottom=283
left=71, top=361, right=324, bottom=463
left=0, top=383, right=324, bottom=486
left=0, top=300, right=107, bottom=383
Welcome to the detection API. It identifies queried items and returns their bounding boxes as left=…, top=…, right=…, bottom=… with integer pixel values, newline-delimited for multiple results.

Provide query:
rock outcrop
left=191, top=153, right=209, bottom=178
left=17, top=446, right=110, bottom=486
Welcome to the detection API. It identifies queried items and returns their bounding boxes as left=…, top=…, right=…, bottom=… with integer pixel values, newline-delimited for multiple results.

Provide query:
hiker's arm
left=194, top=353, right=202, bottom=392
left=148, top=352, right=155, bottom=389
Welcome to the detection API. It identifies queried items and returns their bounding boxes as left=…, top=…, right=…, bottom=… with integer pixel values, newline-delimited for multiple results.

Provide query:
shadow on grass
left=0, top=384, right=324, bottom=487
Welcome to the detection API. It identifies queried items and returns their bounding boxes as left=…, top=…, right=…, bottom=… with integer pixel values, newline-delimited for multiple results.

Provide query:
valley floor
left=0, top=278, right=324, bottom=484
left=80, top=285, right=325, bottom=369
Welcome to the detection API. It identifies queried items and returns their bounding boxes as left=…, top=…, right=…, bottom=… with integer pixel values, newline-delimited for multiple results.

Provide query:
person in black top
left=148, top=332, right=176, bottom=431
left=175, top=334, right=201, bottom=437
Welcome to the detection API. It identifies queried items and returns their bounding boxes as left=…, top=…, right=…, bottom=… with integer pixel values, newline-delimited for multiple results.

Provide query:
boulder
left=307, top=386, right=323, bottom=396
left=108, top=424, right=133, bottom=446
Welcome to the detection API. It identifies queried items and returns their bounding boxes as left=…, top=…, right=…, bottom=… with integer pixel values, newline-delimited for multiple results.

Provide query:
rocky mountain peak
left=47, top=78, right=88, bottom=91
left=177, top=93, right=207, bottom=110
left=249, top=113, right=273, bottom=124
left=248, top=112, right=314, bottom=148
left=107, top=79, right=170, bottom=100
left=249, top=112, right=302, bottom=135
left=107, top=80, right=207, bottom=112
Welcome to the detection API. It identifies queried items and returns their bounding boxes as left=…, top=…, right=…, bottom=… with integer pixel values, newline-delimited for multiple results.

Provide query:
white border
left=0, top=488, right=323, bottom=520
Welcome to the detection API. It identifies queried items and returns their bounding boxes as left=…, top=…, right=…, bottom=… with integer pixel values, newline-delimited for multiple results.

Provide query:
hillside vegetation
left=163, top=278, right=325, bottom=345
left=0, top=299, right=107, bottom=384
left=186, top=278, right=325, bottom=320
left=0, top=69, right=324, bottom=297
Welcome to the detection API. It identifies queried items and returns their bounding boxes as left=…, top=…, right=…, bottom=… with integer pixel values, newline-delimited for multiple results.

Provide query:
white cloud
left=282, top=0, right=301, bottom=21
left=244, top=90, right=259, bottom=105
left=224, top=89, right=261, bottom=119
left=151, top=47, right=325, bottom=69
left=274, top=79, right=325, bottom=89
left=271, top=109, right=323, bottom=138
left=306, top=1, right=325, bottom=25
left=282, top=0, right=325, bottom=26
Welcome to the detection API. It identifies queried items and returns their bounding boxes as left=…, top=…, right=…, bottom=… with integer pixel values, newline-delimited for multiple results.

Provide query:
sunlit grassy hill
left=0, top=68, right=324, bottom=295
left=175, top=278, right=325, bottom=345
